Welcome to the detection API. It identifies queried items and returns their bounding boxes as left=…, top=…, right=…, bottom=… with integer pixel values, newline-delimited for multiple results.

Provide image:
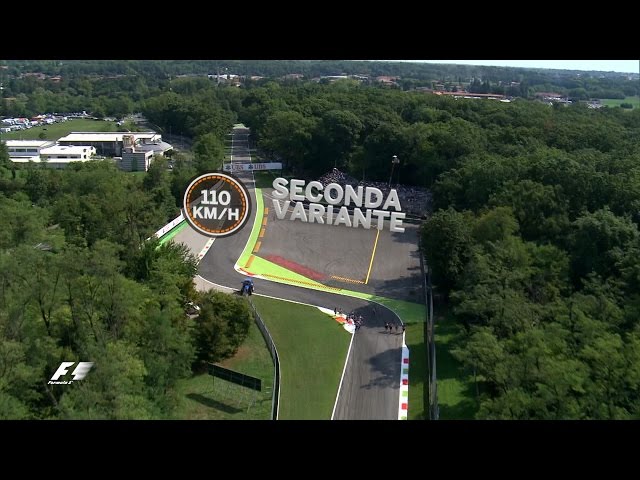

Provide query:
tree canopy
left=0, top=151, right=252, bottom=419
left=3, top=59, right=640, bottom=419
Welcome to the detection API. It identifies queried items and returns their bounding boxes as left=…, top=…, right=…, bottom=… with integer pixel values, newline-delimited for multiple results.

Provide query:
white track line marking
left=331, top=330, right=355, bottom=420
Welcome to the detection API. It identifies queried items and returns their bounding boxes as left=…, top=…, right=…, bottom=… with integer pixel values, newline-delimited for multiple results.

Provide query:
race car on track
left=240, top=278, right=254, bottom=296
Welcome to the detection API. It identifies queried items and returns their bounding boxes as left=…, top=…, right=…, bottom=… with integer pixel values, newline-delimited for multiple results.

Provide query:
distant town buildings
left=207, top=73, right=241, bottom=86
left=434, top=90, right=506, bottom=100
left=534, top=92, right=572, bottom=105
left=313, top=74, right=371, bottom=84
left=375, top=76, right=400, bottom=86
left=415, top=88, right=509, bottom=101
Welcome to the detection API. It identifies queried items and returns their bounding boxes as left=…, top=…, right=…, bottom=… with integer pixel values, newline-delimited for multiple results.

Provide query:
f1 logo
left=50, top=362, right=94, bottom=381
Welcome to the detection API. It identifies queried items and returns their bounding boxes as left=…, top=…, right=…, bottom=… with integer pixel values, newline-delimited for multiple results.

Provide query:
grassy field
left=405, top=322, right=427, bottom=419
left=0, top=118, right=118, bottom=141
left=251, top=295, right=351, bottom=420
left=253, top=170, right=278, bottom=189
left=435, top=308, right=478, bottom=419
left=600, top=96, right=640, bottom=109
left=173, top=320, right=274, bottom=420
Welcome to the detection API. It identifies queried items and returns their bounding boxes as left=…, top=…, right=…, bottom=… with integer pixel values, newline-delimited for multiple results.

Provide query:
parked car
left=185, top=302, right=201, bottom=315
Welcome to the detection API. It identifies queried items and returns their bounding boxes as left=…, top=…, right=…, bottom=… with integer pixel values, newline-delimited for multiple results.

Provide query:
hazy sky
left=400, top=60, right=639, bottom=73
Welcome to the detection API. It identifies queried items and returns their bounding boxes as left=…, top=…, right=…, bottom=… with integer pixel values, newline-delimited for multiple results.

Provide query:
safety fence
left=418, top=237, right=439, bottom=420
left=246, top=298, right=281, bottom=420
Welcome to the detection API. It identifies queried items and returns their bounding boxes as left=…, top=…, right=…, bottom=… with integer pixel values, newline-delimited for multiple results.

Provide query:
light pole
left=389, top=155, right=400, bottom=187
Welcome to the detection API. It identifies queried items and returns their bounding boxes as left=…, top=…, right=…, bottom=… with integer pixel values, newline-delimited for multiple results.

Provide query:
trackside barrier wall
left=154, top=213, right=185, bottom=239
left=418, top=236, right=439, bottom=420
left=247, top=298, right=281, bottom=420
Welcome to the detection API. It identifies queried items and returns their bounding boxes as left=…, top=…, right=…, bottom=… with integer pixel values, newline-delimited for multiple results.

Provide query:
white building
left=39, top=145, right=96, bottom=168
left=6, top=140, right=56, bottom=162
left=5, top=132, right=170, bottom=172
left=6, top=141, right=96, bottom=168
left=57, top=131, right=169, bottom=157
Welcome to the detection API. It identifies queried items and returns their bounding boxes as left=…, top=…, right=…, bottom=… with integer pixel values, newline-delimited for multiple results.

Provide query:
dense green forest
left=1, top=60, right=637, bottom=120
left=0, top=134, right=254, bottom=419
left=225, top=80, right=640, bottom=419
left=3, top=60, right=640, bottom=419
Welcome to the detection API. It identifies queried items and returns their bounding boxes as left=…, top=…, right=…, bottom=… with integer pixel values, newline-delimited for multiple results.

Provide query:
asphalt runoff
left=260, top=188, right=422, bottom=301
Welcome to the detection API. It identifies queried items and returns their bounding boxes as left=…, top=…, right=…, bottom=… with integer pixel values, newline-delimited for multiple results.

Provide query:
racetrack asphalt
left=259, top=187, right=423, bottom=301
left=173, top=126, right=410, bottom=420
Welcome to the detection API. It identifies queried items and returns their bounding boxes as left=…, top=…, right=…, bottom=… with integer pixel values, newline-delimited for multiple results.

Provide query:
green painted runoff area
left=158, top=220, right=187, bottom=246
left=236, top=187, right=264, bottom=268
